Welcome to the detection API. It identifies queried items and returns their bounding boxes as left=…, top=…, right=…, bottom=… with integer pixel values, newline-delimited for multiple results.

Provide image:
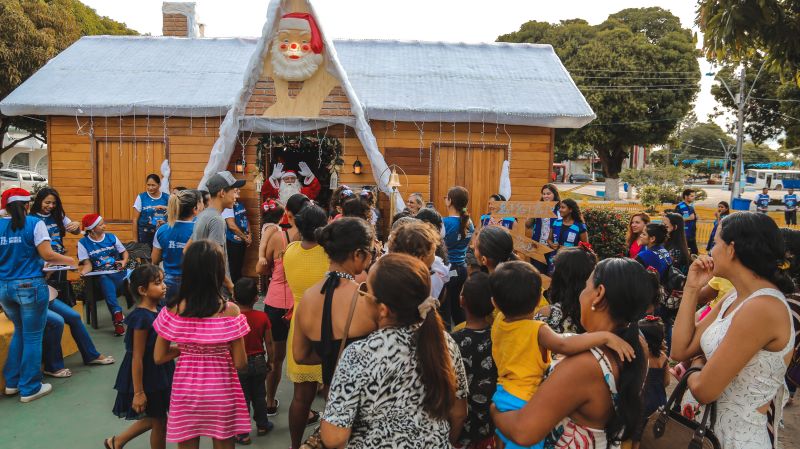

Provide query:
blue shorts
left=492, top=385, right=545, bottom=449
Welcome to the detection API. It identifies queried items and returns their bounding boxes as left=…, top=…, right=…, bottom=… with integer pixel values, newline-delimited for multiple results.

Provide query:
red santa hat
left=279, top=12, right=323, bottom=54
left=81, top=213, right=103, bottom=231
left=1, top=187, right=31, bottom=209
left=281, top=170, right=298, bottom=180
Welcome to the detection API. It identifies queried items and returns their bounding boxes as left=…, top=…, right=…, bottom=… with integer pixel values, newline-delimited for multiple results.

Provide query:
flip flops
left=88, top=355, right=115, bottom=365
left=44, top=369, right=72, bottom=378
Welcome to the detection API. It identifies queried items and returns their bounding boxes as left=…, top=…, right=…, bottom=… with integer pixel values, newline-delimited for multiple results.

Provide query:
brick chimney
left=162, top=2, right=199, bottom=38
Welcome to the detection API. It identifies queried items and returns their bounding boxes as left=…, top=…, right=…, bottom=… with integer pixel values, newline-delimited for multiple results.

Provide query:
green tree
left=0, top=0, right=137, bottom=155
left=499, top=7, right=700, bottom=200
left=674, top=121, right=733, bottom=160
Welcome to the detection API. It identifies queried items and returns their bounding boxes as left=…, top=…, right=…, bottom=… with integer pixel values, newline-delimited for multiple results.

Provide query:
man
left=676, top=189, right=698, bottom=255
left=222, top=198, right=251, bottom=283
left=756, top=187, right=771, bottom=214
left=261, top=162, right=320, bottom=203
left=784, top=188, right=797, bottom=225
left=192, top=171, right=245, bottom=293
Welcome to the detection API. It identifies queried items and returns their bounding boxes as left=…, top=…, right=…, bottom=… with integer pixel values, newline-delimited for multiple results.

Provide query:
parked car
left=0, top=169, right=47, bottom=192
left=568, top=173, right=594, bottom=183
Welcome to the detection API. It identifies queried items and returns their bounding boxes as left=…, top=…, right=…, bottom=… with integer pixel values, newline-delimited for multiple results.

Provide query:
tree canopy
left=499, top=7, right=700, bottom=199
left=0, top=0, right=137, bottom=153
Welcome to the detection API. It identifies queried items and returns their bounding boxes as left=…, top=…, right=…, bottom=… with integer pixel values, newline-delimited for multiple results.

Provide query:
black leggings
left=226, top=241, right=246, bottom=283
left=441, top=263, right=467, bottom=329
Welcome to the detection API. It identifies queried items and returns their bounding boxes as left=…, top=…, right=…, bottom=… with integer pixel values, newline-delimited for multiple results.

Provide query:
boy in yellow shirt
left=490, top=261, right=635, bottom=449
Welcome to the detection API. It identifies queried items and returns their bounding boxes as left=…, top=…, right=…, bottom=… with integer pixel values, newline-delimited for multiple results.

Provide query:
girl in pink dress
left=153, top=239, right=250, bottom=448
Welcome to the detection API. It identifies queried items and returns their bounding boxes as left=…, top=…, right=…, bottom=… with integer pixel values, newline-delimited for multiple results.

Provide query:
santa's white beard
left=271, top=43, right=323, bottom=81
left=278, top=181, right=302, bottom=204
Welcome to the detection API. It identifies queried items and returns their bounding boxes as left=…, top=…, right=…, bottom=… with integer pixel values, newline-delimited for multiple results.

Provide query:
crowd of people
left=1, top=174, right=799, bottom=449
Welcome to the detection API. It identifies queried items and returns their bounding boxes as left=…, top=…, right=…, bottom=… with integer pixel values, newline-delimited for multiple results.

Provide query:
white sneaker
left=19, top=383, right=52, bottom=403
left=4, top=387, right=19, bottom=396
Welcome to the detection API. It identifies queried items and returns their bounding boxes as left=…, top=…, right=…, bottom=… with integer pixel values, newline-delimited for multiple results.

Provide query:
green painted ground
left=0, top=305, right=322, bottom=449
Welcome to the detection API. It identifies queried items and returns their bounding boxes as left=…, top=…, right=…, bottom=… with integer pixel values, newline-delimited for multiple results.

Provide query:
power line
left=751, top=97, right=800, bottom=103
left=575, top=75, right=699, bottom=80
left=577, top=84, right=699, bottom=89
left=585, top=117, right=686, bottom=126
left=566, top=68, right=699, bottom=74
left=579, top=87, right=700, bottom=92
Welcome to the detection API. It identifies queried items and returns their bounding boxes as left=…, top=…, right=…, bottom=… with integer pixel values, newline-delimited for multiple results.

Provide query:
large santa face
left=278, top=175, right=301, bottom=204
left=271, top=19, right=323, bottom=82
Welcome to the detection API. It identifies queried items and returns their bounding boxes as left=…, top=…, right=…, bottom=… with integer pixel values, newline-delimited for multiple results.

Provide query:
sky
left=80, top=0, right=724, bottom=130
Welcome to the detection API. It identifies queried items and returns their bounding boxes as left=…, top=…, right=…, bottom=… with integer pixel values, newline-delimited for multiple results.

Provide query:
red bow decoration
left=646, top=266, right=659, bottom=274
left=644, top=315, right=660, bottom=322
left=261, top=199, right=279, bottom=212
left=578, top=241, right=594, bottom=252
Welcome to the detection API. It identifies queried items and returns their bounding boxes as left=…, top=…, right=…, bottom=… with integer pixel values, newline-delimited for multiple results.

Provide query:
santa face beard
left=271, top=41, right=323, bottom=82
left=278, top=179, right=302, bottom=204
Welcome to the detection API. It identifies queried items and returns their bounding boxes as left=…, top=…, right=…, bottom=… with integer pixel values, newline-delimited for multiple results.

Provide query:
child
left=452, top=272, right=497, bottom=449
left=153, top=240, right=250, bottom=448
left=489, top=261, right=635, bottom=449
left=631, top=316, right=669, bottom=449
left=106, top=264, right=176, bottom=449
left=234, top=277, right=275, bottom=445
left=78, top=214, right=129, bottom=336
left=152, top=190, right=199, bottom=303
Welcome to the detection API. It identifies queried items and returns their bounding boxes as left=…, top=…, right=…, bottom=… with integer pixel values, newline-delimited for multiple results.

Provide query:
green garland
left=255, top=135, right=344, bottom=176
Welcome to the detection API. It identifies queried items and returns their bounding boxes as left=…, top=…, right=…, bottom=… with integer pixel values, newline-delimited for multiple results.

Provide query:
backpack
left=660, top=265, right=687, bottom=310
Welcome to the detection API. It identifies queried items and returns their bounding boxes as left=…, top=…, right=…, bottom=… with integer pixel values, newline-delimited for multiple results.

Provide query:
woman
left=707, top=201, right=730, bottom=252
left=671, top=212, right=795, bottom=449
left=320, top=253, right=468, bottom=449
left=626, top=213, right=650, bottom=259
left=406, top=192, right=424, bottom=215
left=388, top=220, right=449, bottom=298
left=473, top=225, right=517, bottom=273
left=152, top=190, right=199, bottom=303
left=535, top=246, right=597, bottom=334
left=30, top=188, right=113, bottom=377
left=549, top=198, right=588, bottom=249
left=329, top=185, right=354, bottom=220
left=1, top=188, right=75, bottom=402
left=442, top=186, right=474, bottom=328
left=480, top=193, right=515, bottom=229
left=664, top=212, right=691, bottom=274
left=282, top=204, right=330, bottom=449
left=132, top=174, right=169, bottom=246
left=492, top=258, right=655, bottom=448
left=293, top=218, right=377, bottom=388
left=529, top=184, right=560, bottom=244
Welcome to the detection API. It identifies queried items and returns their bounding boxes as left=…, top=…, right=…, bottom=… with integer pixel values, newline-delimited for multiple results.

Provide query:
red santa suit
left=261, top=166, right=321, bottom=203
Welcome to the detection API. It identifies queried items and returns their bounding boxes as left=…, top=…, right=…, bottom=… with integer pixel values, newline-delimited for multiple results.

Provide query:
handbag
left=298, top=288, right=360, bottom=449
left=640, top=367, right=720, bottom=449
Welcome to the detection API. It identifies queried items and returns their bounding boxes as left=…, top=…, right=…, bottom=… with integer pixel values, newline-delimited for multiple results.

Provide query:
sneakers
left=4, top=387, right=19, bottom=396
left=113, top=311, right=125, bottom=336
left=20, top=383, right=52, bottom=403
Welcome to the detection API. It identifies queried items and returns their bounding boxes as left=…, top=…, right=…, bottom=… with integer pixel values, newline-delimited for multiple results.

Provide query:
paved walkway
left=1, top=306, right=797, bottom=448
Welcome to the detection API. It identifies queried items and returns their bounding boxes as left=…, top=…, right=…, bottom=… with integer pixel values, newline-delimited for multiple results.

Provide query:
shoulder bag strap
left=337, top=288, right=360, bottom=361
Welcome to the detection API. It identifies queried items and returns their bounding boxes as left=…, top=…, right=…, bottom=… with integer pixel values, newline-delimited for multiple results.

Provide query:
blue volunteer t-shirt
left=0, top=216, right=49, bottom=280
left=34, top=212, right=70, bottom=254
left=756, top=193, right=771, bottom=210
left=552, top=219, right=588, bottom=247
left=636, top=245, right=673, bottom=281
left=479, top=214, right=516, bottom=230
left=676, top=201, right=696, bottom=237
left=154, top=221, right=194, bottom=276
left=785, top=194, right=798, bottom=211
left=443, top=216, right=474, bottom=265
left=135, top=192, right=169, bottom=228
left=78, top=232, right=125, bottom=271
left=223, top=202, right=250, bottom=244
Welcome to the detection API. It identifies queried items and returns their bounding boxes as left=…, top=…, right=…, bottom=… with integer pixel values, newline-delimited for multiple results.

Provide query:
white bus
left=745, top=169, right=800, bottom=190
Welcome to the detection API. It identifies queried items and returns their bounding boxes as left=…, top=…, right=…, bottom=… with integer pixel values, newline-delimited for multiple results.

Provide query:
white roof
left=0, top=36, right=594, bottom=128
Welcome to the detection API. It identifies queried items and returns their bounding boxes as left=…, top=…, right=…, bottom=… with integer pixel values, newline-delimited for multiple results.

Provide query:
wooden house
left=0, top=0, right=594, bottom=277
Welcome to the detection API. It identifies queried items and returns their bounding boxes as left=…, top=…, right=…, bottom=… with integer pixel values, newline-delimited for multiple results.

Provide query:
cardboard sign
left=511, top=233, right=554, bottom=260
left=489, top=201, right=558, bottom=219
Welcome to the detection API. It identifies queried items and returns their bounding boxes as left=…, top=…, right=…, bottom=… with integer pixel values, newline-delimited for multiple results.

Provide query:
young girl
left=152, top=190, right=199, bottom=303
left=78, top=214, right=129, bottom=336
left=107, top=264, right=175, bottom=449
left=153, top=240, right=250, bottom=449
left=480, top=193, right=516, bottom=229
left=663, top=212, right=691, bottom=274
left=626, top=212, right=650, bottom=258
left=631, top=316, right=669, bottom=449
left=635, top=223, right=673, bottom=282
left=443, top=186, right=474, bottom=328
left=549, top=198, right=588, bottom=249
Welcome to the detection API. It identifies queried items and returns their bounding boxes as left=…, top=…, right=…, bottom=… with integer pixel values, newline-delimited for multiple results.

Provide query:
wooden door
left=431, top=144, right=507, bottom=221
left=96, top=139, right=166, bottom=242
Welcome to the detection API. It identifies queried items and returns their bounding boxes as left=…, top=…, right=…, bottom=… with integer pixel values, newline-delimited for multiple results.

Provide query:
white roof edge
left=0, top=105, right=230, bottom=118
left=363, top=109, right=595, bottom=129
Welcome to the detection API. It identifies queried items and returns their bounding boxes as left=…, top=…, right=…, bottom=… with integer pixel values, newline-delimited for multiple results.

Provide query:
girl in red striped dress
left=153, top=240, right=250, bottom=448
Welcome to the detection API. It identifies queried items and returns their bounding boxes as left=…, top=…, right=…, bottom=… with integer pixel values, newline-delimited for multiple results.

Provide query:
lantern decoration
left=353, top=157, right=363, bottom=175
left=234, top=158, right=246, bottom=174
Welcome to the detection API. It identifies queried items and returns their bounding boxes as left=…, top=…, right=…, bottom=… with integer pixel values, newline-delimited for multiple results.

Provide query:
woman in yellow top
left=283, top=204, right=330, bottom=449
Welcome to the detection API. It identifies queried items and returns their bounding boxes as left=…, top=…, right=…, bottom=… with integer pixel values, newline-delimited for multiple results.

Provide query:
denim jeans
left=0, top=277, right=49, bottom=397
left=137, top=224, right=156, bottom=246
left=43, top=299, right=101, bottom=372
left=164, top=273, right=181, bottom=306
left=97, top=271, right=125, bottom=317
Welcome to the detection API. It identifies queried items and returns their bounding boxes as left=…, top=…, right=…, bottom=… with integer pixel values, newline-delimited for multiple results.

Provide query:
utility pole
left=730, top=65, right=747, bottom=204
left=719, top=138, right=732, bottom=187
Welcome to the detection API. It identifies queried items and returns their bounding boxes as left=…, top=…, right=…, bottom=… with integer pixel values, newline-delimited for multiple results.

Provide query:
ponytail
left=167, top=194, right=179, bottom=227
left=167, top=190, right=199, bottom=226
left=607, top=321, right=646, bottom=443
left=371, top=254, right=457, bottom=419
left=6, top=202, right=27, bottom=231
left=447, top=186, right=470, bottom=239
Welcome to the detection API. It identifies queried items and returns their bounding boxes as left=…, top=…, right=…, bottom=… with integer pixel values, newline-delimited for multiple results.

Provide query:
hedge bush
left=583, top=208, right=631, bottom=260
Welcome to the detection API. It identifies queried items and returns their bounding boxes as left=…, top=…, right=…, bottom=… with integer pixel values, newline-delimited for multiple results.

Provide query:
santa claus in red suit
left=262, top=162, right=321, bottom=203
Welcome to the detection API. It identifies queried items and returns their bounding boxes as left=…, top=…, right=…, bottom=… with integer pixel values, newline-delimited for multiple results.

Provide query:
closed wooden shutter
left=431, top=144, right=506, bottom=221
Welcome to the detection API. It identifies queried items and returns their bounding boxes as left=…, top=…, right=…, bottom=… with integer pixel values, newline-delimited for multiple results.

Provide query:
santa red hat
left=281, top=170, right=298, bottom=180
left=1, top=188, right=31, bottom=209
left=279, top=12, right=323, bottom=54
left=81, top=214, right=103, bottom=231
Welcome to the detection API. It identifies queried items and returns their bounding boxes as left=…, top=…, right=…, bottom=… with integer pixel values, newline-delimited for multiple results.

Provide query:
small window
left=21, top=174, right=32, bottom=181
left=0, top=170, right=17, bottom=181
left=33, top=175, right=46, bottom=182
left=758, top=172, right=766, bottom=179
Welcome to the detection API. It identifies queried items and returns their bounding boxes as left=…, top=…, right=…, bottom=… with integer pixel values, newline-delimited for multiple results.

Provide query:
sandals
left=103, top=436, right=116, bottom=449
left=44, top=369, right=72, bottom=378
left=88, top=355, right=115, bottom=365
left=257, top=421, right=274, bottom=436
left=235, top=434, right=252, bottom=445
left=306, top=409, right=321, bottom=427
left=266, top=398, right=280, bottom=417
